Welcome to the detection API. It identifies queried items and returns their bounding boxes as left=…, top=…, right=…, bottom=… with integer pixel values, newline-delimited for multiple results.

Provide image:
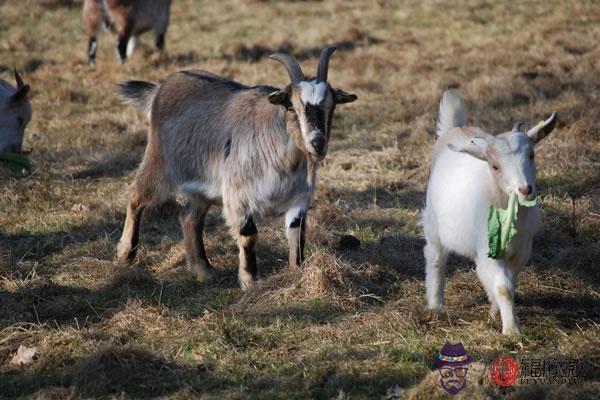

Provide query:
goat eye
left=492, top=164, right=500, bottom=171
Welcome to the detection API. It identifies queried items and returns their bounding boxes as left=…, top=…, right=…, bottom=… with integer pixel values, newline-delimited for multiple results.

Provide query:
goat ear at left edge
left=10, top=84, right=30, bottom=105
left=333, top=88, right=357, bottom=104
left=268, top=89, right=289, bottom=106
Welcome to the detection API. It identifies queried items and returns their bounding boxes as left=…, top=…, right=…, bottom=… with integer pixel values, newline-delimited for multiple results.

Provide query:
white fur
left=436, top=89, right=466, bottom=136
left=298, top=80, right=328, bottom=105
left=423, top=90, right=550, bottom=335
left=179, top=180, right=221, bottom=200
left=126, top=36, right=137, bottom=58
left=285, top=204, right=306, bottom=230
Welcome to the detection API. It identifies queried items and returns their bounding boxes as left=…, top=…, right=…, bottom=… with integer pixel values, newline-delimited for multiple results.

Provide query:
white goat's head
left=449, top=112, right=558, bottom=200
left=0, top=70, right=32, bottom=153
left=267, top=46, right=357, bottom=162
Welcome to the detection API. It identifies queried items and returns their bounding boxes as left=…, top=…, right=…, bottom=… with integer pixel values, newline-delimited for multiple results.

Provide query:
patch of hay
left=234, top=251, right=372, bottom=313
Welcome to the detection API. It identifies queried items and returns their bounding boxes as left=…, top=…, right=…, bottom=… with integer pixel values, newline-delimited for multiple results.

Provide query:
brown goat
left=116, top=46, right=357, bottom=289
left=83, top=0, right=172, bottom=65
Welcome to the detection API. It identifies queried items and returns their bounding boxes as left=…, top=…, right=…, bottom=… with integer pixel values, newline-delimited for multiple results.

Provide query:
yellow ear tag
left=538, top=120, right=545, bottom=126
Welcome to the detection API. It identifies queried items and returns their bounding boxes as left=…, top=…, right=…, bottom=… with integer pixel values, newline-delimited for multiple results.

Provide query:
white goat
left=423, top=89, right=558, bottom=334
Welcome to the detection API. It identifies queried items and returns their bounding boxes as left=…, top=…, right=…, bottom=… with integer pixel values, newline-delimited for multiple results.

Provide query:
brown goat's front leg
left=180, top=202, right=215, bottom=282
left=116, top=24, right=133, bottom=63
left=286, top=212, right=306, bottom=270
left=237, top=217, right=258, bottom=290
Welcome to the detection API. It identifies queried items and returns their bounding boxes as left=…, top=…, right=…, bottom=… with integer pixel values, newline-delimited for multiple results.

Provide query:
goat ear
left=332, top=88, right=357, bottom=104
left=447, top=137, right=489, bottom=161
left=10, top=84, right=30, bottom=105
left=14, top=69, right=25, bottom=88
left=268, top=89, right=289, bottom=106
left=527, top=112, right=558, bottom=144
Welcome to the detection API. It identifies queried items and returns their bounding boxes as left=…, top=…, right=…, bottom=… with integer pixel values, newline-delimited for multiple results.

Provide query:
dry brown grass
left=1, top=0, right=599, bottom=398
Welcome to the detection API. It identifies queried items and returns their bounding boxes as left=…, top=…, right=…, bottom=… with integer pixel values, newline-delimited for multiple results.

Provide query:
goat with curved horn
left=116, top=47, right=357, bottom=290
left=269, top=53, right=305, bottom=84
left=317, top=45, right=337, bottom=82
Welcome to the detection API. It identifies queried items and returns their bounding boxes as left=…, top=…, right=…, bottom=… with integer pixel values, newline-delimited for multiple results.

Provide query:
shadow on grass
left=518, top=292, right=600, bottom=330
left=227, top=37, right=383, bottom=63
left=0, top=220, right=123, bottom=265
left=0, top=343, right=428, bottom=399
left=71, top=151, right=141, bottom=179
left=0, top=345, right=225, bottom=399
left=0, top=265, right=244, bottom=331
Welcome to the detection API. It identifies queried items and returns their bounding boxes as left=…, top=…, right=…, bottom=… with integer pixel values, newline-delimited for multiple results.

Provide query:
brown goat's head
left=268, top=46, right=357, bottom=162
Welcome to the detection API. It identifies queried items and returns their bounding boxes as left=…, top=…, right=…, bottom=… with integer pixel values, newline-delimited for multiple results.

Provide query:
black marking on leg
left=246, top=251, right=257, bottom=276
left=155, top=33, right=165, bottom=50
left=289, top=212, right=305, bottom=229
left=128, top=205, right=146, bottom=261
left=224, top=138, right=231, bottom=160
left=117, top=36, right=128, bottom=62
left=240, top=217, right=257, bottom=236
left=88, top=36, right=97, bottom=64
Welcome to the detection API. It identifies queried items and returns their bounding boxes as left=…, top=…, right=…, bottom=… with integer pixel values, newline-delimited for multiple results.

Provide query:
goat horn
left=317, top=46, right=337, bottom=82
left=269, top=53, right=304, bottom=84
left=14, top=69, right=24, bottom=88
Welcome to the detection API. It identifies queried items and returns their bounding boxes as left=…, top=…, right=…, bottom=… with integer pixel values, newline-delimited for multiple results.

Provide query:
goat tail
left=117, top=80, right=159, bottom=114
left=436, top=89, right=466, bottom=137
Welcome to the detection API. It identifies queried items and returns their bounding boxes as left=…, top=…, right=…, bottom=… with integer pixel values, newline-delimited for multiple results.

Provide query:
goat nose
left=310, top=136, right=326, bottom=154
left=518, top=185, right=532, bottom=196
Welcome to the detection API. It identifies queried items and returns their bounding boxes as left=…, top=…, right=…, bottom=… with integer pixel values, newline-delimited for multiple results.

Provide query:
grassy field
left=1, top=0, right=599, bottom=398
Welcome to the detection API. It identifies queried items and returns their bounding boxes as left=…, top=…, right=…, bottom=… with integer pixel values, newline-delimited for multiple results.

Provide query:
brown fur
left=83, top=0, right=171, bottom=64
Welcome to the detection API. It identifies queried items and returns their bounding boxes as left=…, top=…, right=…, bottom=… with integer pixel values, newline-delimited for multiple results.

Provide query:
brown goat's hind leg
left=237, top=218, right=258, bottom=290
left=180, top=202, right=215, bottom=282
left=117, top=184, right=148, bottom=264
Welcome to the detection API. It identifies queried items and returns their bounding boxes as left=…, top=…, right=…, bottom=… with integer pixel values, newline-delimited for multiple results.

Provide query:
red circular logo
left=489, top=355, right=519, bottom=387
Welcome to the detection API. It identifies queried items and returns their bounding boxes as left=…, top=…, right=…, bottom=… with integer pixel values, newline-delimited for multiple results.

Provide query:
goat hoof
left=116, top=242, right=135, bottom=264
left=502, top=325, right=521, bottom=336
left=190, top=264, right=216, bottom=282
left=426, top=302, right=443, bottom=311
left=489, top=304, right=500, bottom=320
left=239, top=274, right=258, bottom=291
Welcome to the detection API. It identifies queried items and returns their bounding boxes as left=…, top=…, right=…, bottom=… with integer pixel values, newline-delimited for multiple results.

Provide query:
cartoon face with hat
left=435, top=342, right=473, bottom=395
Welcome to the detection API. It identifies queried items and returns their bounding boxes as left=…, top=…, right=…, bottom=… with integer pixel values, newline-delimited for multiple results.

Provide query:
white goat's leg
left=476, top=256, right=519, bottom=335
left=424, top=240, right=448, bottom=310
